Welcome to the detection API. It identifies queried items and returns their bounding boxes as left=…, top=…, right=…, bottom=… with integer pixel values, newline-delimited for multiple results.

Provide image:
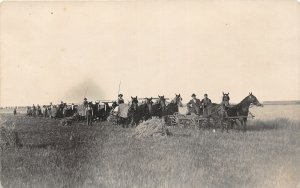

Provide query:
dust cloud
left=64, top=78, right=105, bottom=104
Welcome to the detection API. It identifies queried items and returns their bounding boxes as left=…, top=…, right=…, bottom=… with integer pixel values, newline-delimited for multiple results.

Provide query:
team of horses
left=27, top=92, right=262, bottom=132
left=205, top=92, right=262, bottom=132
left=113, top=92, right=261, bottom=132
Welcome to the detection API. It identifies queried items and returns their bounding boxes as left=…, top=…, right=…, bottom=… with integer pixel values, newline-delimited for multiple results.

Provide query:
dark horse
left=128, top=96, right=151, bottom=126
left=226, top=92, right=261, bottom=131
left=95, top=102, right=111, bottom=121
left=206, top=92, right=262, bottom=132
left=156, top=94, right=183, bottom=125
left=221, top=92, right=230, bottom=107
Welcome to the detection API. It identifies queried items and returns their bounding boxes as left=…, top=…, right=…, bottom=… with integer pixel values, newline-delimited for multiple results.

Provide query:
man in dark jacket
left=187, top=93, right=201, bottom=115
left=117, top=94, right=124, bottom=104
left=83, top=98, right=88, bottom=108
left=201, top=94, right=212, bottom=108
left=85, top=103, right=94, bottom=126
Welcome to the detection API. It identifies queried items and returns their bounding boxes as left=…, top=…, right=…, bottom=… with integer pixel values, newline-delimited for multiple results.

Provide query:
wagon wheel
left=215, top=118, right=230, bottom=132
left=202, top=118, right=212, bottom=129
left=177, top=115, right=191, bottom=127
left=218, top=118, right=228, bottom=130
left=194, top=117, right=201, bottom=129
left=198, top=118, right=208, bottom=129
left=208, top=117, right=220, bottom=129
left=171, top=112, right=179, bottom=126
left=190, top=118, right=196, bottom=128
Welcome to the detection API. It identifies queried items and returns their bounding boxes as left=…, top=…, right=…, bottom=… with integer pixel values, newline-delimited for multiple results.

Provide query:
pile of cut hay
left=0, top=120, right=20, bottom=150
left=133, top=118, right=171, bottom=138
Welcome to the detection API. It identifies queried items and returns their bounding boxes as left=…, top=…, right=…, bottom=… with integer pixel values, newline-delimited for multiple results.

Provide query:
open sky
left=1, top=0, right=300, bottom=106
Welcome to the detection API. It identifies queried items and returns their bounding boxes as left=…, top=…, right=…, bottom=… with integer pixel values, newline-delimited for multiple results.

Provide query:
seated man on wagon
left=187, top=93, right=201, bottom=115
left=201, top=94, right=212, bottom=109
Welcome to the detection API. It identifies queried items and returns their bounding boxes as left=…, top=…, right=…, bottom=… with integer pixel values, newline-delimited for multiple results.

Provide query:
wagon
left=168, top=106, right=255, bottom=129
left=167, top=112, right=210, bottom=128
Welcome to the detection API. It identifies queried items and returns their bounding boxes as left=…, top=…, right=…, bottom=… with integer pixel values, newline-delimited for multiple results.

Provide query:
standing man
left=85, top=103, right=94, bottom=126
left=49, top=102, right=54, bottom=118
left=63, top=105, right=68, bottom=118
left=32, top=104, right=36, bottom=117
left=36, top=104, right=41, bottom=116
left=71, top=103, right=75, bottom=115
left=117, top=94, right=124, bottom=105
left=187, top=94, right=201, bottom=115
left=83, top=98, right=88, bottom=108
left=42, top=105, right=47, bottom=118
left=201, top=94, right=212, bottom=109
left=13, top=107, right=17, bottom=116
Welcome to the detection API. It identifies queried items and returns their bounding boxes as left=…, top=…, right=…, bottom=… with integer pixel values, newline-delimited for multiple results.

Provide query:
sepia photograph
left=0, top=0, right=300, bottom=187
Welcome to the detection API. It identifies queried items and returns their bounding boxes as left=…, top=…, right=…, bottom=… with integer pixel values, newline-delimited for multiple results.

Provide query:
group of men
left=83, top=94, right=124, bottom=125
left=187, top=93, right=212, bottom=115
left=26, top=102, right=77, bottom=118
left=25, top=93, right=210, bottom=123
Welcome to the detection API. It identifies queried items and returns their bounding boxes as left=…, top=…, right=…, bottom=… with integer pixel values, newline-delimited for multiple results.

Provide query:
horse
left=166, top=94, right=183, bottom=115
left=156, top=94, right=183, bottom=125
left=206, top=92, right=261, bottom=132
left=145, top=97, right=154, bottom=119
left=226, top=92, right=262, bottom=132
left=150, top=96, right=165, bottom=118
left=97, top=102, right=111, bottom=121
left=128, top=96, right=151, bottom=126
left=89, top=102, right=111, bottom=121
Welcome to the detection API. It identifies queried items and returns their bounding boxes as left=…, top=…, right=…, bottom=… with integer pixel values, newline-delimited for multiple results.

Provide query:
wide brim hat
left=191, top=93, right=196, bottom=97
left=118, top=94, right=123, bottom=97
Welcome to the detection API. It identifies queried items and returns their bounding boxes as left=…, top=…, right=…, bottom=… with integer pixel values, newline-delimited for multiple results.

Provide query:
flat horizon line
left=1, top=100, right=300, bottom=108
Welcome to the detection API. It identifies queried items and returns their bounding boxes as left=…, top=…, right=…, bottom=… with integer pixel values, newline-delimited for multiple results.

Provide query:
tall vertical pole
left=84, top=87, right=88, bottom=99
left=117, top=80, right=121, bottom=96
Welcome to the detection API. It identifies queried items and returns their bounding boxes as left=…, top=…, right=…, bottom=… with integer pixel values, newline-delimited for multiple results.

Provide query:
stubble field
left=1, top=105, right=300, bottom=188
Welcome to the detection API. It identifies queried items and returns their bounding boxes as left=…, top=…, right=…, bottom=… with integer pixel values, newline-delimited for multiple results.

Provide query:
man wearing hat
left=201, top=94, right=212, bottom=109
left=32, top=104, right=36, bottom=117
left=83, top=98, right=88, bottom=108
left=85, top=103, right=94, bottom=126
left=118, top=94, right=124, bottom=104
left=187, top=94, right=201, bottom=115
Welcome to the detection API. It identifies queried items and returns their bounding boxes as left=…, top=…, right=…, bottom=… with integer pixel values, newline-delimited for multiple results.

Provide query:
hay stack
left=133, top=118, right=171, bottom=138
left=0, top=121, right=21, bottom=149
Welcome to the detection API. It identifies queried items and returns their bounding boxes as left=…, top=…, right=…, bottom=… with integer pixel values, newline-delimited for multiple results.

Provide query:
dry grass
left=1, top=114, right=300, bottom=188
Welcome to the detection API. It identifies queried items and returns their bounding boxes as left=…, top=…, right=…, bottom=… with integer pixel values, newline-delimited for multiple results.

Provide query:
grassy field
left=1, top=114, right=300, bottom=188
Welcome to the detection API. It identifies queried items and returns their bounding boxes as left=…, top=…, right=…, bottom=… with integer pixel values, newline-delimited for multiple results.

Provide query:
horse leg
left=206, top=117, right=210, bottom=129
left=226, top=120, right=229, bottom=133
left=130, top=116, right=134, bottom=127
left=221, top=116, right=226, bottom=132
left=237, top=119, right=242, bottom=131
left=243, top=119, right=247, bottom=132
left=124, top=118, right=128, bottom=128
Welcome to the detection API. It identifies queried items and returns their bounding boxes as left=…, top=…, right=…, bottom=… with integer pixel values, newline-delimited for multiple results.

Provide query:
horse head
left=130, top=96, right=139, bottom=111
left=173, top=94, right=183, bottom=107
left=248, top=92, right=262, bottom=106
left=158, top=95, right=166, bottom=110
left=145, top=97, right=153, bottom=113
left=222, top=92, right=230, bottom=106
